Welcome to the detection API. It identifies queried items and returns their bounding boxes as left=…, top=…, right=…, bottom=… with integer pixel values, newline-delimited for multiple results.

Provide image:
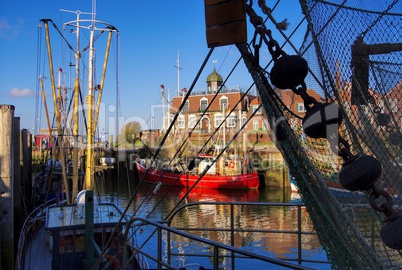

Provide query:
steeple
left=206, top=68, right=223, bottom=93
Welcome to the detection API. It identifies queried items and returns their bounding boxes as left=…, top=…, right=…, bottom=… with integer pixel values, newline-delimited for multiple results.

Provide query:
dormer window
left=220, top=96, right=228, bottom=111
left=183, top=100, right=189, bottom=111
left=200, top=98, right=208, bottom=111
left=296, top=102, right=306, bottom=112
left=244, top=97, right=249, bottom=111
left=250, top=105, right=262, bottom=114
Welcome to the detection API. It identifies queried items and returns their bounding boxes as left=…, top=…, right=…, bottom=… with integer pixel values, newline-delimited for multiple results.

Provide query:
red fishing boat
left=136, top=153, right=260, bottom=190
left=179, top=187, right=260, bottom=202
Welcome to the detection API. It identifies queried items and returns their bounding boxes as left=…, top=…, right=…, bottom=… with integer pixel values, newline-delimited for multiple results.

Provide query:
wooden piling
left=21, top=129, right=32, bottom=202
left=14, top=119, right=22, bottom=258
left=0, top=105, right=15, bottom=270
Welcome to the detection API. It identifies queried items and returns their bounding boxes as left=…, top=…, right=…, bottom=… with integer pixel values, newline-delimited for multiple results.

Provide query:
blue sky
left=0, top=0, right=305, bottom=137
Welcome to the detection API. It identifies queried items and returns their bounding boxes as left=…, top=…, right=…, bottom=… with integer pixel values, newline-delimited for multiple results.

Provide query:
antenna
left=161, top=85, right=165, bottom=130
left=174, top=50, right=182, bottom=97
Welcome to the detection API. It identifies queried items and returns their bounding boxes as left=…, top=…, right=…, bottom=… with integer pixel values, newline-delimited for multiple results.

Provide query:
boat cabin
left=197, top=153, right=244, bottom=175
left=197, top=153, right=216, bottom=174
left=45, top=200, right=128, bottom=269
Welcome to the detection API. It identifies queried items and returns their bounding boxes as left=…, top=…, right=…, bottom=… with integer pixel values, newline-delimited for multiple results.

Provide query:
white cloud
left=9, top=88, right=34, bottom=97
left=0, top=17, right=11, bottom=38
left=0, top=16, right=23, bottom=39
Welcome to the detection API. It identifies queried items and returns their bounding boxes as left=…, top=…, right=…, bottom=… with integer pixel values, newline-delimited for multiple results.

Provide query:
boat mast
left=60, top=6, right=98, bottom=267
left=167, top=88, right=171, bottom=128
left=84, top=5, right=96, bottom=268
left=38, top=77, right=54, bottom=148
left=222, top=104, right=226, bottom=147
left=60, top=4, right=117, bottom=267
left=174, top=50, right=181, bottom=97
left=72, top=10, right=81, bottom=203
left=161, top=85, right=165, bottom=130
left=93, top=29, right=114, bottom=131
left=57, top=69, right=61, bottom=123
left=42, top=19, right=71, bottom=204
left=85, top=18, right=95, bottom=191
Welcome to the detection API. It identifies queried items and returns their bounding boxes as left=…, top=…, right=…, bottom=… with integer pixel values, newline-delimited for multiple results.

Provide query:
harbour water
left=96, top=168, right=330, bottom=269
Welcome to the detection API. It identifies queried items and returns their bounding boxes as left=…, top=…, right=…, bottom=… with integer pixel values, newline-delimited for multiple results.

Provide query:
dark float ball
left=381, top=215, right=402, bottom=250
left=339, top=155, right=382, bottom=191
left=302, top=103, right=343, bottom=139
left=270, top=55, right=309, bottom=90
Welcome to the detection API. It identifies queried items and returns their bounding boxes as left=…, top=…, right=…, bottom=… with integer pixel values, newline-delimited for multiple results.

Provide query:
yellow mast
left=39, top=77, right=55, bottom=153
left=57, top=70, right=62, bottom=126
left=72, top=78, right=81, bottom=202
left=82, top=26, right=97, bottom=269
left=71, top=11, right=82, bottom=203
left=85, top=27, right=95, bottom=190
left=42, top=19, right=70, bottom=204
left=93, top=29, right=114, bottom=131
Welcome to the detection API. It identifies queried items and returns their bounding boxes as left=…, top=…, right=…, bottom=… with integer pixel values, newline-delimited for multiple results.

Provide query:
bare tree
left=122, top=121, right=141, bottom=145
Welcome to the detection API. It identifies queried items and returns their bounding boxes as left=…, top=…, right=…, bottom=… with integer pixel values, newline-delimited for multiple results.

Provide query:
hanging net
left=235, top=0, right=402, bottom=269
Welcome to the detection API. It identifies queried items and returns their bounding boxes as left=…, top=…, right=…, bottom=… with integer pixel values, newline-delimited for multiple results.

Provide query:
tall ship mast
left=17, top=5, right=148, bottom=270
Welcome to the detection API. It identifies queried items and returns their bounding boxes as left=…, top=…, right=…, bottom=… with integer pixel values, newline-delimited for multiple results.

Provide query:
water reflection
left=95, top=169, right=328, bottom=269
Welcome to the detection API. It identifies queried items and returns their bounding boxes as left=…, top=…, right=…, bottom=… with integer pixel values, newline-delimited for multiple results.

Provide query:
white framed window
left=214, top=113, right=224, bottom=128
left=220, top=96, right=228, bottom=111
left=178, top=115, right=185, bottom=129
left=253, top=120, right=259, bottom=130
left=183, top=100, right=189, bottom=111
left=296, top=102, right=306, bottom=112
left=251, top=105, right=262, bottom=114
left=227, top=114, right=237, bottom=127
left=188, top=115, right=196, bottom=128
left=200, top=98, right=208, bottom=111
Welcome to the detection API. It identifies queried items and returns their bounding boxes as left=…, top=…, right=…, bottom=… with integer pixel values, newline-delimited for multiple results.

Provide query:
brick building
left=165, top=68, right=323, bottom=142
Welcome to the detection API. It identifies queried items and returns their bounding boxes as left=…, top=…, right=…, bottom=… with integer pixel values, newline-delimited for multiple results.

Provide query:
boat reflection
left=175, top=185, right=260, bottom=203
left=97, top=172, right=329, bottom=269
left=168, top=201, right=322, bottom=260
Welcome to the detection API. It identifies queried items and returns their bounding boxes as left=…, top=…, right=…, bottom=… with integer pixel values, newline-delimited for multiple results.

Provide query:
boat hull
left=136, top=162, right=259, bottom=189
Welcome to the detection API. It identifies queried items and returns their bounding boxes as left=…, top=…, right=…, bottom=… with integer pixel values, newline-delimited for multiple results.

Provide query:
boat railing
left=15, top=198, right=57, bottom=269
left=123, top=202, right=330, bottom=270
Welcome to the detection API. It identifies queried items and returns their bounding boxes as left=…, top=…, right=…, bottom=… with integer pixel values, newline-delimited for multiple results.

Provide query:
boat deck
left=20, top=202, right=129, bottom=269
left=46, top=203, right=126, bottom=231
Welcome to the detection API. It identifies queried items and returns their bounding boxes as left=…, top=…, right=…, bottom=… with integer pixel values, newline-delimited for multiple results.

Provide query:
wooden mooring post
left=0, top=105, right=16, bottom=270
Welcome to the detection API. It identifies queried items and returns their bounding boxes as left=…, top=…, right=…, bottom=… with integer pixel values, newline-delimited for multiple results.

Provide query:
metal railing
left=123, top=202, right=330, bottom=270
